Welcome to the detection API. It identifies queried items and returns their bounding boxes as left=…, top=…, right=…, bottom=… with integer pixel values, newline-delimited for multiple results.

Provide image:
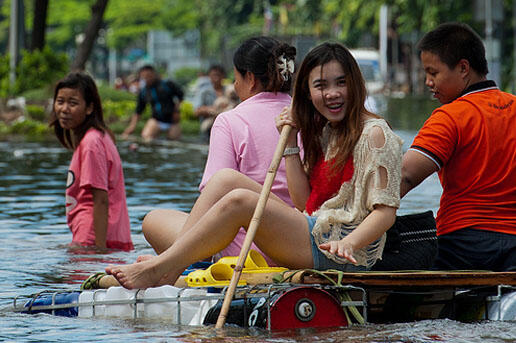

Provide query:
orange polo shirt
left=410, top=81, right=516, bottom=236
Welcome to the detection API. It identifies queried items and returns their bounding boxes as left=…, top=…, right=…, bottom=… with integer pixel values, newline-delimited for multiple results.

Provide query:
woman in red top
left=106, top=42, right=402, bottom=289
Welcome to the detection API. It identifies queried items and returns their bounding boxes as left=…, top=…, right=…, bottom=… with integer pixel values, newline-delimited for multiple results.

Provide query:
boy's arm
left=401, top=149, right=439, bottom=198
left=122, top=113, right=140, bottom=138
left=122, top=89, right=146, bottom=138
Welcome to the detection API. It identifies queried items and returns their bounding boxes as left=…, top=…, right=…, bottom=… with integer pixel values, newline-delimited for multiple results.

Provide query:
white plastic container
left=188, top=293, right=220, bottom=326
left=104, top=287, right=142, bottom=318
left=78, top=285, right=217, bottom=321
left=143, top=285, right=208, bottom=324
left=488, top=291, right=516, bottom=320
left=78, top=289, right=107, bottom=318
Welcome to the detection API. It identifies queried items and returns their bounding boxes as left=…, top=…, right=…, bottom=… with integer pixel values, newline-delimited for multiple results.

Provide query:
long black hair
left=50, top=72, right=113, bottom=150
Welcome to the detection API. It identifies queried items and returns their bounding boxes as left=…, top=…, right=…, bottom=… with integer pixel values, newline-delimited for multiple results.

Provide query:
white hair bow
left=278, top=54, right=295, bottom=82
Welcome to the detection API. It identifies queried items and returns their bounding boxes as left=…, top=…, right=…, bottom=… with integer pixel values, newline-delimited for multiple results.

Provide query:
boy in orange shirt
left=401, top=22, right=516, bottom=271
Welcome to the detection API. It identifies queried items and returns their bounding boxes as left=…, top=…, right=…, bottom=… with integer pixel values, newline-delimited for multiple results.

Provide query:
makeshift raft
left=11, top=269, right=516, bottom=330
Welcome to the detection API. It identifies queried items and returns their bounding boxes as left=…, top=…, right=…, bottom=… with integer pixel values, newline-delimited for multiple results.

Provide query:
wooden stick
left=215, top=125, right=292, bottom=329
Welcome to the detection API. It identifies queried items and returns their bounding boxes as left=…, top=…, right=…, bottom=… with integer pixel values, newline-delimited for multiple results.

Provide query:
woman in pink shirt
left=50, top=73, right=133, bottom=251
left=140, top=37, right=296, bottom=266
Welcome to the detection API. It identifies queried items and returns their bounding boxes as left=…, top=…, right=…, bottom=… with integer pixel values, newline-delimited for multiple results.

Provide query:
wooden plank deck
left=284, top=270, right=516, bottom=287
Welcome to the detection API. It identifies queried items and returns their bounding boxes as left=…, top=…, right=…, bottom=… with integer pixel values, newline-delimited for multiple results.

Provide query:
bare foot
left=136, top=254, right=154, bottom=263
left=105, top=258, right=179, bottom=289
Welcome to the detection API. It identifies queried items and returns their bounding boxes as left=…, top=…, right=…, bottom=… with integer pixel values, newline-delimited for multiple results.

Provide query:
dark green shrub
left=14, top=47, right=69, bottom=95
left=103, top=100, right=136, bottom=123
left=26, top=104, right=47, bottom=122
left=21, top=87, right=53, bottom=103
left=9, top=118, right=50, bottom=137
left=180, top=101, right=195, bottom=121
left=181, top=119, right=200, bottom=135
left=173, top=67, right=201, bottom=88
left=98, top=84, right=137, bottom=102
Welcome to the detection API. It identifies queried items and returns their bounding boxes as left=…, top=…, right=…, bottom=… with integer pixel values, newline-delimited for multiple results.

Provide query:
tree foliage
left=1, top=0, right=516, bottom=89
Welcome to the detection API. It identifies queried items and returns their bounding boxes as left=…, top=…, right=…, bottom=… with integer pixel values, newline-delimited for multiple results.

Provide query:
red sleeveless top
left=305, top=154, right=354, bottom=215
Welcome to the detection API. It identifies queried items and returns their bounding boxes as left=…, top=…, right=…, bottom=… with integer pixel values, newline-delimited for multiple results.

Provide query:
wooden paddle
left=215, top=125, right=293, bottom=328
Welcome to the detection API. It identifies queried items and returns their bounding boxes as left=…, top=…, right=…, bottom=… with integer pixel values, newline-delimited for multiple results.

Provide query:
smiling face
left=421, top=51, right=467, bottom=104
left=54, top=87, right=92, bottom=131
left=308, top=60, right=348, bottom=126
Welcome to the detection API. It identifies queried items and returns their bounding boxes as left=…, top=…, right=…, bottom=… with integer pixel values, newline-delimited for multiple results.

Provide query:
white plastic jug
left=104, top=286, right=142, bottom=318
left=78, top=289, right=107, bottom=318
left=143, top=285, right=207, bottom=324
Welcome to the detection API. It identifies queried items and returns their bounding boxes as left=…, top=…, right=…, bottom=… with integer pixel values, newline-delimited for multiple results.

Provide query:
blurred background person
left=122, top=65, right=184, bottom=142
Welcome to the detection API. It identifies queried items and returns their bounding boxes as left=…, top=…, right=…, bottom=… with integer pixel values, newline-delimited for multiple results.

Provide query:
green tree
left=104, top=0, right=199, bottom=50
left=71, top=0, right=109, bottom=71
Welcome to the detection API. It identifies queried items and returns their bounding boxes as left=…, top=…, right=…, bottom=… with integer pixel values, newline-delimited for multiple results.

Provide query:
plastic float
left=10, top=252, right=516, bottom=330
left=15, top=284, right=363, bottom=329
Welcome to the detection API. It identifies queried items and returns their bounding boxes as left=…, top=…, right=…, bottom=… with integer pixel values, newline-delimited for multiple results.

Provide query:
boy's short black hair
left=208, top=64, right=226, bottom=76
left=139, top=65, right=156, bottom=73
left=417, top=22, right=488, bottom=76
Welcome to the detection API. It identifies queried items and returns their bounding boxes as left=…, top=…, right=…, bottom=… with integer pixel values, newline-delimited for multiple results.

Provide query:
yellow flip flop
left=186, top=263, right=247, bottom=288
left=216, top=250, right=288, bottom=274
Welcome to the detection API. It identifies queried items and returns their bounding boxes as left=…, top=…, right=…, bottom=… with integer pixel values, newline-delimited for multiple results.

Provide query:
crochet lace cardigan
left=310, top=118, right=403, bottom=268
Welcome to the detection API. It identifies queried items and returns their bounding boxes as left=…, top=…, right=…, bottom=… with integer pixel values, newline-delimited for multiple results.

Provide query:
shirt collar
left=459, top=80, right=497, bottom=97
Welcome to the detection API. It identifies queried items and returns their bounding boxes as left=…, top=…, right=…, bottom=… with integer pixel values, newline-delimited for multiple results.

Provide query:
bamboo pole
left=215, top=125, right=292, bottom=328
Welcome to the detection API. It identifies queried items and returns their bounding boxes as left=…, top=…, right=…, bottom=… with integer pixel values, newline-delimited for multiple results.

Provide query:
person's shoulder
left=435, top=96, right=480, bottom=121
left=211, top=104, right=249, bottom=133
left=364, top=117, right=389, bottom=131
left=364, top=118, right=403, bottom=147
left=78, top=129, right=103, bottom=150
left=82, top=129, right=111, bottom=146
left=164, top=79, right=181, bottom=88
left=83, top=128, right=103, bottom=140
left=364, top=119, right=387, bottom=147
left=213, top=106, right=237, bottom=124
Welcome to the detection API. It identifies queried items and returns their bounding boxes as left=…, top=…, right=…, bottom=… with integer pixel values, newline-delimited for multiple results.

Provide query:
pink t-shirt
left=200, top=92, right=294, bottom=266
left=66, top=129, right=133, bottom=250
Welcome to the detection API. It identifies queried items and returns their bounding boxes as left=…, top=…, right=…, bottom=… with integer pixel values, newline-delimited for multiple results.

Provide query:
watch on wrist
left=283, top=146, right=300, bottom=156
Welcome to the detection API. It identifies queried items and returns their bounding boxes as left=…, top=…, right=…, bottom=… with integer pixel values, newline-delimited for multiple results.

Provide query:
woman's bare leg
left=106, top=188, right=312, bottom=289
left=140, top=169, right=280, bottom=256
left=182, top=169, right=284, bottom=232
left=142, top=168, right=285, bottom=251
left=141, top=209, right=187, bottom=254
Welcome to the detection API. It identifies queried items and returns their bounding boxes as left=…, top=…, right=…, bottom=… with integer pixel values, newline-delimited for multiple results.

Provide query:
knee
left=220, top=188, right=256, bottom=213
left=142, top=209, right=172, bottom=238
left=209, top=169, right=242, bottom=189
left=142, top=210, right=158, bottom=237
left=141, top=128, right=153, bottom=141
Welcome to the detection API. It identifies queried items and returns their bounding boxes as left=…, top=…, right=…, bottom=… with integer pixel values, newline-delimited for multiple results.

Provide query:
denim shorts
left=306, top=216, right=366, bottom=272
left=157, top=120, right=173, bottom=131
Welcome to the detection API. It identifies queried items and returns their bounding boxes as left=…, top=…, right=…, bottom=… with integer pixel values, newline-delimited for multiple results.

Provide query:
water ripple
left=0, top=138, right=512, bottom=342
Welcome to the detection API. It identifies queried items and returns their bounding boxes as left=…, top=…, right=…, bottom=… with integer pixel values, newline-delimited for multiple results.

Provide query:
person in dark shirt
left=122, top=65, right=184, bottom=142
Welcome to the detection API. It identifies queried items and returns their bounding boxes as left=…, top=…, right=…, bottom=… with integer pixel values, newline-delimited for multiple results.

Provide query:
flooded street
left=1, top=134, right=514, bottom=342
